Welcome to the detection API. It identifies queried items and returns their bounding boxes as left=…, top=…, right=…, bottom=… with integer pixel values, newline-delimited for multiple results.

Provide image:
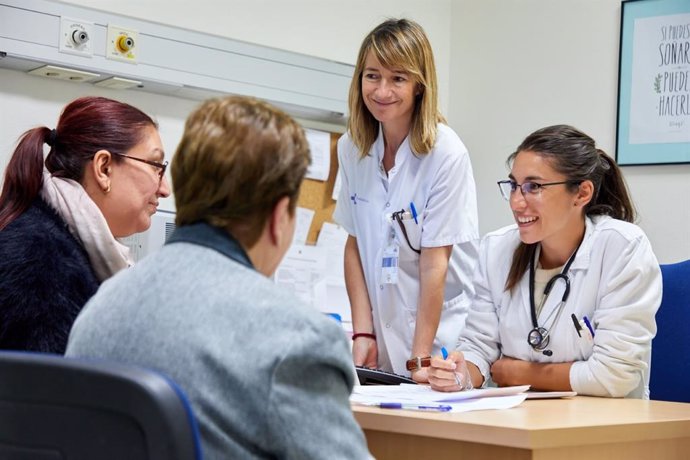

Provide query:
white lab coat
left=334, top=124, right=479, bottom=375
left=459, top=215, right=662, bottom=398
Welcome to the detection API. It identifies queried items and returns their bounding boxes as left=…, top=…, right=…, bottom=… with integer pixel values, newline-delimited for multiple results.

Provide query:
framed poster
left=616, top=0, right=690, bottom=165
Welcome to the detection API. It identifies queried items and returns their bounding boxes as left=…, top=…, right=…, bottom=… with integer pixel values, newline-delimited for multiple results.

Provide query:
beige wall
left=2, top=0, right=687, bottom=263
left=59, top=0, right=453, bottom=115
left=448, top=0, right=690, bottom=263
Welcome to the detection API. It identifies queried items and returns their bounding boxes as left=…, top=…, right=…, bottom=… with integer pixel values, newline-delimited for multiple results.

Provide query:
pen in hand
left=441, top=346, right=450, bottom=360
left=441, top=347, right=463, bottom=388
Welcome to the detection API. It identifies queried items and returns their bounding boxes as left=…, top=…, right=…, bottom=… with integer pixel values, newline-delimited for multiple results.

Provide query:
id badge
left=381, top=243, right=399, bottom=284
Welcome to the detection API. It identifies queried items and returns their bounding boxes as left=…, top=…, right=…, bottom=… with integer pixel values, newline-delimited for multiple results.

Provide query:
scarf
left=40, top=169, right=133, bottom=281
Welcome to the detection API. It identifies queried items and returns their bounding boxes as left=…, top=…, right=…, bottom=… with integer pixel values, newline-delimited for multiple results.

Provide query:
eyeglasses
left=496, top=179, right=580, bottom=201
left=111, top=152, right=168, bottom=184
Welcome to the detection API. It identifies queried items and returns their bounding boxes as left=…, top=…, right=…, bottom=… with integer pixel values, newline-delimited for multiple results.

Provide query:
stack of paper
left=351, top=384, right=530, bottom=413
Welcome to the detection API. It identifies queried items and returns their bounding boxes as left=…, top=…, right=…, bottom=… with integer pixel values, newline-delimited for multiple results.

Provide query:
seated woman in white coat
left=428, top=125, right=662, bottom=398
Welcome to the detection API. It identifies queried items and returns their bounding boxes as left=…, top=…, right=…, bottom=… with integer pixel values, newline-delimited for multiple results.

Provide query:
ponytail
left=0, top=96, right=156, bottom=231
left=586, top=150, right=635, bottom=223
left=0, top=127, right=52, bottom=230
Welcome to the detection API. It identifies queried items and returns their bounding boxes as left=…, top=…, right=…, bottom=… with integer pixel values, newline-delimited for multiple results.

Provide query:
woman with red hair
left=0, top=96, right=170, bottom=353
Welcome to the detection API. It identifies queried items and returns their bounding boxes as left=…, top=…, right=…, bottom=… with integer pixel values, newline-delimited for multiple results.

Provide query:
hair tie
left=46, top=129, right=57, bottom=147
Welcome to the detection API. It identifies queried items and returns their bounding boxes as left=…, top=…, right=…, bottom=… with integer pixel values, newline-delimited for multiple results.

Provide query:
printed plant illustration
left=654, top=73, right=661, bottom=94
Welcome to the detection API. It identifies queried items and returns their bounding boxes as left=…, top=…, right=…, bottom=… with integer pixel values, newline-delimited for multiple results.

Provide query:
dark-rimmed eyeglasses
left=496, top=179, right=581, bottom=201
left=112, top=152, right=168, bottom=184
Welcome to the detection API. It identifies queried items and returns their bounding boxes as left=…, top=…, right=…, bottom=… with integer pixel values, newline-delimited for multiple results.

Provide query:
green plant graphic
left=654, top=74, right=661, bottom=94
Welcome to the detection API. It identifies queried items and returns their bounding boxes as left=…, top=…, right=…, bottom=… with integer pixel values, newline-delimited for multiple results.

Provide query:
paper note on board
left=305, top=129, right=330, bottom=181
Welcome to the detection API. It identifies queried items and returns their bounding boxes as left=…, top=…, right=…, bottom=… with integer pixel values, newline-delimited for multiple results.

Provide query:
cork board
left=297, top=132, right=340, bottom=244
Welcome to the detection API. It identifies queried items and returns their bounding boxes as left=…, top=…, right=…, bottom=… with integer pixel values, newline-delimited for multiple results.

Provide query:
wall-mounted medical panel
left=0, top=0, right=353, bottom=124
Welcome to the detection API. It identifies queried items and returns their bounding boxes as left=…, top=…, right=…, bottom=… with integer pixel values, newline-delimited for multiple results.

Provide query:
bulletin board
left=297, top=132, right=340, bottom=244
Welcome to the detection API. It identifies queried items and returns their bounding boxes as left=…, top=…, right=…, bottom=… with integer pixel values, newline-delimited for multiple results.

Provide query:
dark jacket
left=0, top=198, right=99, bottom=353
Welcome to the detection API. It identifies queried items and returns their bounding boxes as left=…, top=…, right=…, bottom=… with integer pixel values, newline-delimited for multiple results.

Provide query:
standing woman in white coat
left=334, top=19, right=479, bottom=381
left=428, top=125, right=662, bottom=398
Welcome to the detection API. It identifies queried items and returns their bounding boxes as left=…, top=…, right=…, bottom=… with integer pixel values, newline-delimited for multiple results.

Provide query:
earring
left=104, top=183, right=111, bottom=194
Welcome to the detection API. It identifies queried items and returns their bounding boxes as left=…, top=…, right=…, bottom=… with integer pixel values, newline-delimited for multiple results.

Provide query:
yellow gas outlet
left=106, top=25, right=138, bottom=64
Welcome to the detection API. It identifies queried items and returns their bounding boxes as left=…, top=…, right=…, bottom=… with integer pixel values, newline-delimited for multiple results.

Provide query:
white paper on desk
left=274, top=244, right=326, bottom=308
left=446, top=394, right=527, bottom=412
left=292, top=207, right=314, bottom=245
left=305, top=129, right=330, bottom=181
left=350, top=384, right=530, bottom=405
left=351, top=385, right=529, bottom=413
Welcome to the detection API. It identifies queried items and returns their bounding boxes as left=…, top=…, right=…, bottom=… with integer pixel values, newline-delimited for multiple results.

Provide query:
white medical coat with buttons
left=459, top=215, right=661, bottom=398
left=334, top=124, right=479, bottom=375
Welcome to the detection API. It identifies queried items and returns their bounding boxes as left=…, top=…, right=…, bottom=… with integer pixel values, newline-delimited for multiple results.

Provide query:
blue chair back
left=650, top=260, right=690, bottom=403
left=0, top=351, right=203, bottom=459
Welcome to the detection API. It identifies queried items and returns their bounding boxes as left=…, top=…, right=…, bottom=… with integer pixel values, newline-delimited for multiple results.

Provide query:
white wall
left=449, top=0, right=690, bottom=264
left=0, top=68, right=199, bottom=212
left=2, top=0, right=688, bottom=263
left=57, top=0, right=452, bottom=114
left=1, top=0, right=452, bottom=210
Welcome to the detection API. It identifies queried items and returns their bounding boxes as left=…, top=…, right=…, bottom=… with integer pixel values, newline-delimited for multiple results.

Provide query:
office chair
left=0, top=351, right=203, bottom=460
left=650, top=260, right=690, bottom=403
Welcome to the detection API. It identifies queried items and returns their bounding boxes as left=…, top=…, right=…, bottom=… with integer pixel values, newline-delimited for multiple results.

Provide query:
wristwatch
left=405, top=356, right=432, bottom=372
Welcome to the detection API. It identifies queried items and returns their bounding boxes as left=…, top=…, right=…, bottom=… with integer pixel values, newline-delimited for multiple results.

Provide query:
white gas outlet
left=106, top=25, right=139, bottom=64
left=59, top=17, right=94, bottom=57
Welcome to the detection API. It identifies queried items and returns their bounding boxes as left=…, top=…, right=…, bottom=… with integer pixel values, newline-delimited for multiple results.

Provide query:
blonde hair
left=172, top=96, right=311, bottom=248
left=348, top=18, right=445, bottom=158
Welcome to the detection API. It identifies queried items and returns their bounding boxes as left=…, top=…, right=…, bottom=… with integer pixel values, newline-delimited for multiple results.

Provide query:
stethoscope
left=527, top=242, right=581, bottom=357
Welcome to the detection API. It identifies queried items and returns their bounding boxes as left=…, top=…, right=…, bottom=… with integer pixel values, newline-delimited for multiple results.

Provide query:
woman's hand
left=411, top=367, right=429, bottom=383
left=490, top=356, right=526, bottom=387
left=491, top=356, right=574, bottom=391
left=352, top=336, right=378, bottom=369
left=427, top=350, right=473, bottom=392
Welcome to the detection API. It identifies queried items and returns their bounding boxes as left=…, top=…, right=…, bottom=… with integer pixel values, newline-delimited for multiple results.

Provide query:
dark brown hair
left=505, top=125, right=635, bottom=291
left=0, top=96, right=157, bottom=230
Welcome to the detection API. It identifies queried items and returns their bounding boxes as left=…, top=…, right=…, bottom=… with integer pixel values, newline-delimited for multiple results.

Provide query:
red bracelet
left=352, top=332, right=376, bottom=341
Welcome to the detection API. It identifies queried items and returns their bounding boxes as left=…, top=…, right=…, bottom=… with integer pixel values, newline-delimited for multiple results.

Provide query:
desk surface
left=353, top=396, right=690, bottom=451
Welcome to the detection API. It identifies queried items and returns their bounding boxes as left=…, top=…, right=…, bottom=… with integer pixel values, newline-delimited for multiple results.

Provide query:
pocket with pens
left=570, top=313, right=595, bottom=341
left=390, top=208, right=422, bottom=255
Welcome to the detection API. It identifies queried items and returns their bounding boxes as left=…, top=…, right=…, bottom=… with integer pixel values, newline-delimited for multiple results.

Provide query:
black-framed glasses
left=496, top=179, right=581, bottom=201
left=112, top=152, right=168, bottom=183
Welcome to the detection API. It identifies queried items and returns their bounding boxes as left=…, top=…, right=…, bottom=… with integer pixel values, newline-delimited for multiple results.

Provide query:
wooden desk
left=353, top=396, right=690, bottom=460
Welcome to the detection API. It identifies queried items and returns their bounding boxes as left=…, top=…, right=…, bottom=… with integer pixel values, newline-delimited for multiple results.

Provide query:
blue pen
left=582, top=316, right=595, bottom=338
left=378, top=402, right=452, bottom=412
left=409, top=202, right=418, bottom=224
left=441, top=347, right=463, bottom=387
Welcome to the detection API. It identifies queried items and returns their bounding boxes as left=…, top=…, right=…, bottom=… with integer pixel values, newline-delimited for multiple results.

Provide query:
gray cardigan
left=67, top=223, right=371, bottom=459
